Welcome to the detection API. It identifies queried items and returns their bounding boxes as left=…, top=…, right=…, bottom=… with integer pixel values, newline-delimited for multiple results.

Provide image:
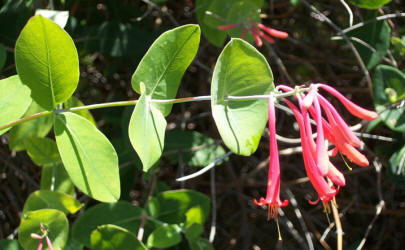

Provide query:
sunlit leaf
left=0, top=75, right=31, bottom=135
left=22, top=190, right=83, bottom=216
left=91, top=225, right=147, bottom=250
left=349, top=0, right=391, bottom=9
left=131, top=24, right=200, bottom=116
left=18, top=209, right=69, bottom=250
left=72, top=201, right=143, bottom=247
left=147, top=224, right=182, bottom=248
left=211, top=39, right=274, bottom=156
left=128, top=94, right=166, bottom=172
left=15, top=15, right=79, bottom=110
left=9, top=101, right=53, bottom=152
left=196, top=0, right=227, bottom=47
left=54, top=112, right=120, bottom=202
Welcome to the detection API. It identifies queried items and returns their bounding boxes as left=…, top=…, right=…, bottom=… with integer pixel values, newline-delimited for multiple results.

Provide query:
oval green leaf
left=54, top=112, right=120, bottom=202
left=22, top=190, right=83, bottom=216
left=164, top=130, right=226, bottom=167
left=347, top=17, right=391, bottom=69
left=147, top=189, right=210, bottom=224
left=131, top=24, right=200, bottom=116
left=24, top=137, right=61, bottom=166
left=0, top=75, right=32, bottom=135
left=211, top=39, right=274, bottom=156
left=196, top=0, right=227, bottom=47
left=18, top=209, right=69, bottom=250
left=90, top=225, right=147, bottom=250
left=373, top=65, right=405, bottom=132
left=147, top=224, right=182, bottom=248
left=9, top=100, right=53, bottom=151
left=72, top=201, right=143, bottom=247
left=129, top=94, right=167, bottom=172
left=41, top=163, right=75, bottom=195
left=349, top=0, right=391, bottom=9
left=15, top=15, right=79, bottom=110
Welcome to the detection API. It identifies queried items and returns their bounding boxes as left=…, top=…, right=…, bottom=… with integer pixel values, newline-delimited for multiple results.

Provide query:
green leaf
left=128, top=94, right=167, bottom=172
left=349, top=0, right=391, bottom=9
left=0, top=239, right=23, bottom=250
left=225, top=1, right=261, bottom=42
left=189, top=237, right=214, bottom=250
left=147, top=189, right=210, bottom=224
left=185, top=223, right=204, bottom=240
left=131, top=24, right=200, bottom=116
left=54, top=112, right=120, bottom=202
left=41, top=163, right=75, bottom=195
left=91, top=225, right=147, bottom=250
left=164, top=130, right=227, bottom=167
left=35, top=10, right=69, bottom=28
left=0, top=43, right=6, bottom=70
left=24, top=137, right=61, bottom=166
left=373, top=65, right=405, bottom=132
left=72, top=201, right=143, bottom=247
left=211, top=39, right=274, bottom=156
left=9, top=101, right=53, bottom=151
left=147, top=224, right=182, bottom=248
left=15, top=15, right=79, bottom=110
left=203, top=0, right=262, bottom=28
left=388, top=144, right=405, bottom=187
left=347, top=17, right=391, bottom=69
left=64, top=96, right=96, bottom=125
left=22, top=190, right=83, bottom=216
left=0, top=75, right=32, bottom=135
left=196, top=0, right=227, bottom=47
left=18, top=209, right=69, bottom=250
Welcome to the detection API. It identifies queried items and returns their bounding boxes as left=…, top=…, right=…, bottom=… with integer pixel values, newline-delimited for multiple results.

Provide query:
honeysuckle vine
left=0, top=11, right=383, bottom=248
left=0, top=88, right=310, bottom=132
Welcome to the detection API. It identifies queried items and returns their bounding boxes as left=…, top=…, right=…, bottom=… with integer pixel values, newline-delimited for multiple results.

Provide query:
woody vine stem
left=0, top=86, right=310, bottom=131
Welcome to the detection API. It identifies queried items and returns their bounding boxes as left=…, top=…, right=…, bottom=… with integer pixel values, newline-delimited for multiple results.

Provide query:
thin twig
left=176, top=151, right=232, bottom=182
left=339, top=0, right=353, bottom=27
left=342, top=13, right=405, bottom=33
left=285, top=188, right=314, bottom=250
left=137, top=174, right=156, bottom=241
left=209, top=167, right=217, bottom=243
left=300, top=0, right=372, bottom=91
left=331, top=199, right=343, bottom=250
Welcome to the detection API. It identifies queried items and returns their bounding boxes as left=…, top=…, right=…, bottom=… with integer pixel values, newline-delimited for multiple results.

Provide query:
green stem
left=0, top=87, right=309, bottom=131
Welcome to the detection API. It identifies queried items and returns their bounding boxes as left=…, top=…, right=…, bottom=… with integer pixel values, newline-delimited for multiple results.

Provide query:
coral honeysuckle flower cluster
left=254, top=84, right=378, bottom=223
left=218, top=18, right=288, bottom=47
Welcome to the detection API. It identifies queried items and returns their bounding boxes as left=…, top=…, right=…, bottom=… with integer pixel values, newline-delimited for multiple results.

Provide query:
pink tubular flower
left=318, top=94, right=362, bottom=148
left=217, top=18, right=288, bottom=47
left=217, top=24, right=238, bottom=30
left=45, top=236, right=54, bottom=250
left=37, top=238, right=43, bottom=250
left=284, top=99, right=338, bottom=206
left=317, top=84, right=378, bottom=121
left=254, top=95, right=288, bottom=220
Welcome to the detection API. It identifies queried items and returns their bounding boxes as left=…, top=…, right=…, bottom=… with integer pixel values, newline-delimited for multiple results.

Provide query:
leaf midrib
left=149, top=27, right=198, bottom=96
left=56, top=114, right=116, bottom=200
